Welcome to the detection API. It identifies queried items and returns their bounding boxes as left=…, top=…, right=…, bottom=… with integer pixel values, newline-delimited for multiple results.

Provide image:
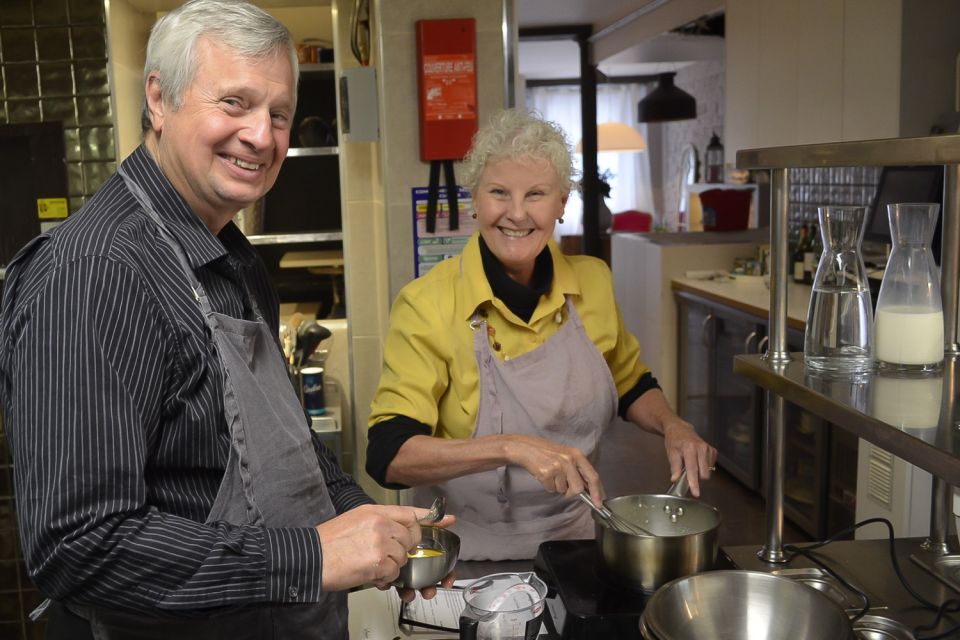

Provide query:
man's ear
left=144, top=73, right=165, bottom=132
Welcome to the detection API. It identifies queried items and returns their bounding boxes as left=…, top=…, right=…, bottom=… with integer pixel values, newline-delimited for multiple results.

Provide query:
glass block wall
left=787, top=166, right=883, bottom=241
left=0, top=1, right=113, bottom=637
left=0, top=0, right=115, bottom=216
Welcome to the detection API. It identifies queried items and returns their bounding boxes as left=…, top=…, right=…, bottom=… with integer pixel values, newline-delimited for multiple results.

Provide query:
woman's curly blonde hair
left=460, top=108, right=578, bottom=198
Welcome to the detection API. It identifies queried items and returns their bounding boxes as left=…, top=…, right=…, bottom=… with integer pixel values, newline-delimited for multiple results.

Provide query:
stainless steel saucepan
left=592, top=473, right=721, bottom=592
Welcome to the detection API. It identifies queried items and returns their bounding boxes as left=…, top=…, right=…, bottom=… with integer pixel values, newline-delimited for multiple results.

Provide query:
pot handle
left=667, top=469, right=690, bottom=497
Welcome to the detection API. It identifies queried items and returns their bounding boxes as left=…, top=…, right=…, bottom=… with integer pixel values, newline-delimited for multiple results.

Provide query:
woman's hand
left=662, top=418, right=717, bottom=497
left=505, top=434, right=604, bottom=504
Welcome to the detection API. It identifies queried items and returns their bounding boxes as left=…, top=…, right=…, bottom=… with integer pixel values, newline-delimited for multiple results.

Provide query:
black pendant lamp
left=637, top=72, right=697, bottom=123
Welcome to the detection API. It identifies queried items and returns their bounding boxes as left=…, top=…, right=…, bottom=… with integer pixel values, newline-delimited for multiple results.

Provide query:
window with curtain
left=526, top=83, right=653, bottom=239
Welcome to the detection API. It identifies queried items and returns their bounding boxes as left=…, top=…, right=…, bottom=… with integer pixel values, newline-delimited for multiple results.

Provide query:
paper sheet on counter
left=347, top=586, right=464, bottom=639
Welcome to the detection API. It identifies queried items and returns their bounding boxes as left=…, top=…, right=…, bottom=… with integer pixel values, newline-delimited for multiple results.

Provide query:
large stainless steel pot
left=638, top=570, right=855, bottom=639
left=593, top=489, right=721, bottom=592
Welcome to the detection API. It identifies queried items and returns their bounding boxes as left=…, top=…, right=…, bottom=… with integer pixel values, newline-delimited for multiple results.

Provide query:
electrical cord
left=782, top=517, right=960, bottom=640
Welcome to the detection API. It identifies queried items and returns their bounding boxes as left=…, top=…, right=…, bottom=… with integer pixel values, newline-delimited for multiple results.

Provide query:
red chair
left=610, top=210, right=653, bottom=233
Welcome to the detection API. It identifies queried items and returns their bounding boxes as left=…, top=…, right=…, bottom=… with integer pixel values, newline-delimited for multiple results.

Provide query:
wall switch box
left=339, top=67, right=379, bottom=142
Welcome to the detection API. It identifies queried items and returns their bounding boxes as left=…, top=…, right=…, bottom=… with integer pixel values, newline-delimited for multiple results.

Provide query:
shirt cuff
left=366, top=417, right=432, bottom=489
left=264, top=528, right=324, bottom=603
left=618, top=372, right=661, bottom=419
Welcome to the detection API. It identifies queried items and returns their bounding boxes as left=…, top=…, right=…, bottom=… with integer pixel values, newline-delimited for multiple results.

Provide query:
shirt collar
left=122, top=146, right=246, bottom=270
left=478, top=234, right=552, bottom=318
left=458, top=233, right=581, bottom=322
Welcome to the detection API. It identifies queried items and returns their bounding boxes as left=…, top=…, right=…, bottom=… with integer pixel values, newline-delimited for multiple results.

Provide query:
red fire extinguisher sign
left=416, top=18, right=477, bottom=161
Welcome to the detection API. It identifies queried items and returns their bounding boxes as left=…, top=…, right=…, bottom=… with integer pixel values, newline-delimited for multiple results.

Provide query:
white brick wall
left=655, top=60, right=726, bottom=229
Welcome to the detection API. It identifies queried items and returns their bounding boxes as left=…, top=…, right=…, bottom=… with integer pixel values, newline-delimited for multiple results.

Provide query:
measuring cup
left=459, top=572, right=547, bottom=640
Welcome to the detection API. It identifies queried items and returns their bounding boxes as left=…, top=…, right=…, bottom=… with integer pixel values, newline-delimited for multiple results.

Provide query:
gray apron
left=44, top=166, right=346, bottom=639
left=414, top=298, right=619, bottom=561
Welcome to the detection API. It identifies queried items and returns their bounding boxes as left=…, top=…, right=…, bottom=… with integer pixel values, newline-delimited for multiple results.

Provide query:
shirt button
left=287, top=585, right=299, bottom=599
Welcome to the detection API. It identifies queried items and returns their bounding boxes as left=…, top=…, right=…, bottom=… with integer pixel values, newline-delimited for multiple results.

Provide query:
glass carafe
left=804, top=206, right=874, bottom=373
left=874, top=203, right=944, bottom=372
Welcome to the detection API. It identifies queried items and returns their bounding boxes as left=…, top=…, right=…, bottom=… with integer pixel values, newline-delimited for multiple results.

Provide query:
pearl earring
left=559, top=217, right=564, bottom=223
left=472, top=212, right=477, bottom=219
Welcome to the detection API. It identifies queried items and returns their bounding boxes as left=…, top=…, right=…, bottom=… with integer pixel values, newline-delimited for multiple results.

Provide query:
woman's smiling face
left=474, top=156, right=567, bottom=286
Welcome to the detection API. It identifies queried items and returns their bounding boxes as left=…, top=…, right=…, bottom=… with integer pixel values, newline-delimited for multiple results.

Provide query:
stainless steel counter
left=724, top=537, right=960, bottom=637
left=734, top=353, right=960, bottom=485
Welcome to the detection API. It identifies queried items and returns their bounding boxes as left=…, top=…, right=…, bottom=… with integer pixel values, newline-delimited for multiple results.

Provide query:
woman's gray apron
left=413, top=299, right=618, bottom=561
left=41, top=166, right=346, bottom=639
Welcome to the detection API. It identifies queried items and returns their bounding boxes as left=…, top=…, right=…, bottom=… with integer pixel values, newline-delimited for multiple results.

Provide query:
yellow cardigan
left=368, top=233, right=650, bottom=440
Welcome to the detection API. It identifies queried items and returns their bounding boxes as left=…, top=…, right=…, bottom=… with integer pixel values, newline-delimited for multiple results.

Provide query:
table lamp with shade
left=575, top=122, right=647, bottom=153
left=575, top=122, right=649, bottom=234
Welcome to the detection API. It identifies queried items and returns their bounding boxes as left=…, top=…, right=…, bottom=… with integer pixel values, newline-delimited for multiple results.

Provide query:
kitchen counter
left=724, top=537, right=960, bottom=637
left=671, top=274, right=812, bottom=330
left=612, top=233, right=765, bottom=407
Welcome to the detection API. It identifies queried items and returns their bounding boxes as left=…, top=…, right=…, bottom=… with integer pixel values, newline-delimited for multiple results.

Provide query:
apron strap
left=115, top=165, right=266, bottom=327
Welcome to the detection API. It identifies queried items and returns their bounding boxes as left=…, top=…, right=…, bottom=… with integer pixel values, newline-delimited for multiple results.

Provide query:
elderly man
left=0, top=2, right=446, bottom=638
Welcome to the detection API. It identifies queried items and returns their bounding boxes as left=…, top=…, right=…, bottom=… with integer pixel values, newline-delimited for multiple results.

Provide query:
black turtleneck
left=477, top=235, right=552, bottom=323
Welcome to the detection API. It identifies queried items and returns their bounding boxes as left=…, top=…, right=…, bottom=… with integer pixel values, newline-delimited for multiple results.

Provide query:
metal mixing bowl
left=394, top=525, right=460, bottom=590
left=639, top=570, right=854, bottom=639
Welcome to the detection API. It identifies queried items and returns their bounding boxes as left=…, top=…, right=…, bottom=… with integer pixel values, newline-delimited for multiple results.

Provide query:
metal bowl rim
left=641, top=570, right=855, bottom=640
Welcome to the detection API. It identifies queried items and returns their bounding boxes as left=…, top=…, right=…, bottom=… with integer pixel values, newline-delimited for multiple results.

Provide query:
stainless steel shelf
left=734, top=353, right=960, bottom=485
left=736, top=133, right=960, bottom=169
left=286, top=146, right=338, bottom=157
left=246, top=232, right=342, bottom=245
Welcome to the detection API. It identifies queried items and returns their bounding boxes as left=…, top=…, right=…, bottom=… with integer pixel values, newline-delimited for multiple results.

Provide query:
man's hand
left=394, top=569, right=456, bottom=604
left=506, top=434, right=604, bottom=505
left=316, top=505, right=456, bottom=592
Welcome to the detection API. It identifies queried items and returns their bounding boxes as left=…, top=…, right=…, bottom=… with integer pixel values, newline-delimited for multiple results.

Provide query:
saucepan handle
left=667, top=468, right=690, bottom=497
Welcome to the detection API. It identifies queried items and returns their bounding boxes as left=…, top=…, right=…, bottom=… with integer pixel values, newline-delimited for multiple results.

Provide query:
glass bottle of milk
left=874, top=202, right=944, bottom=372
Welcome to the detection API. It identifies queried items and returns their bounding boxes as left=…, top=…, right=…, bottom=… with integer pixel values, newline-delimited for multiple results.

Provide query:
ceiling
left=121, top=0, right=724, bottom=80
left=516, top=0, right=725, bottom=80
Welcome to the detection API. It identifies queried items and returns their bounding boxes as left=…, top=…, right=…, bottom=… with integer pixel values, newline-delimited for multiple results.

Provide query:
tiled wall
left=0, top=1, right=112, bottom=636
left=787, top=166, right=882, bottom=240
left=0, top=0, right=115, bottom=214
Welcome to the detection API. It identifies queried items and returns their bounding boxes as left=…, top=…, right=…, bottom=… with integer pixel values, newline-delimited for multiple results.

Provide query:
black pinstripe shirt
left=0, top=146, right=372, bottom=615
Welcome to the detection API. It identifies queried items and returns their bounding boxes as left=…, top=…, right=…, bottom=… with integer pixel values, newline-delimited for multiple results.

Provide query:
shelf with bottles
left=735, top=133, right=960, bottom=489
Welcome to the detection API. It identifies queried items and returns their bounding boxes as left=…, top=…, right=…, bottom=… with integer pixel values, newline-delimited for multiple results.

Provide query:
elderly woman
left=366, top=109, right=716, bottom=561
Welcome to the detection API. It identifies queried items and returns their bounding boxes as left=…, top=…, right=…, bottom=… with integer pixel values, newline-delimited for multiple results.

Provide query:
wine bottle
left=803, top=224, right=820, bottom=285
left=793, top=225, right=808, bottom=283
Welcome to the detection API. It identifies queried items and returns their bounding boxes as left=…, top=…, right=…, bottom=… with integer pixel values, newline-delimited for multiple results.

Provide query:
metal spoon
left=418, top=495, right=446, bottom=525
left=412, top=496, right=447, bottom=554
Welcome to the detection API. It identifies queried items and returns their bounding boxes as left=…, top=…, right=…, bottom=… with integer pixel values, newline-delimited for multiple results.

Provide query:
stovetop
left=533, top=539, right=650, bottom=640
